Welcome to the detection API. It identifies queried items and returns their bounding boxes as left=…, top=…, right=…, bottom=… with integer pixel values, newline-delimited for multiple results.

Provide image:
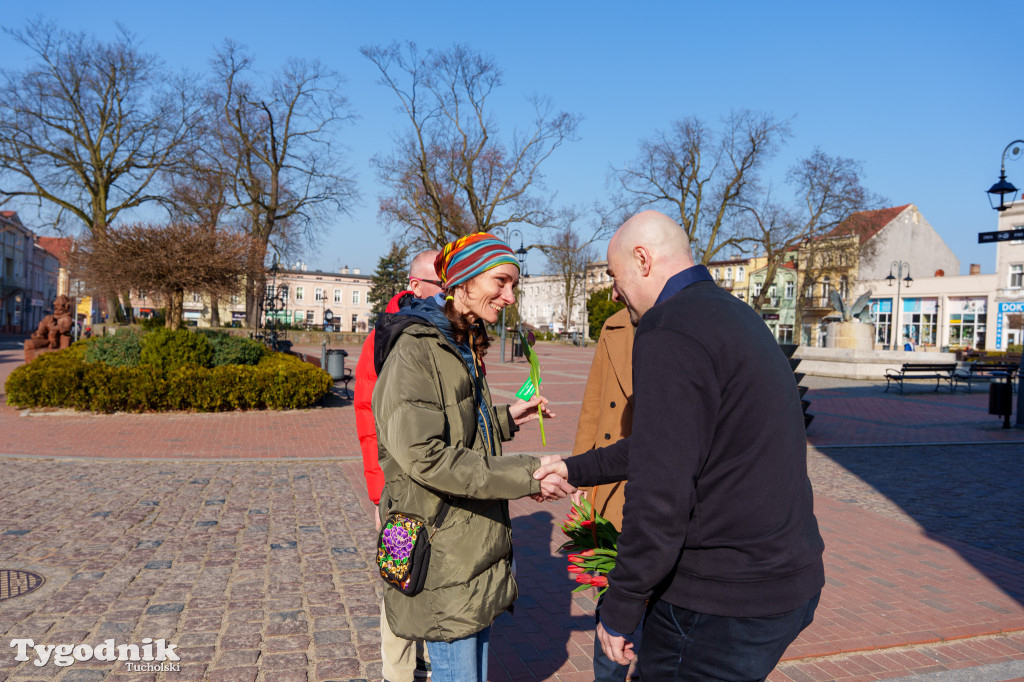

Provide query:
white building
left=853, top=265, right=995, bottom=351
left=993, top=201, right=1024, bottom=350
left=519, top=261, right=611, bottom=336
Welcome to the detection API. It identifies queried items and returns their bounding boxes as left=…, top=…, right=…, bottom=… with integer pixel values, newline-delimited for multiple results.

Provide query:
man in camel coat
left=570, top=306, right=635, bottom=681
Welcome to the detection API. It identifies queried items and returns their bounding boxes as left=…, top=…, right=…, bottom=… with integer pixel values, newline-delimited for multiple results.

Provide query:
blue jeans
left=594, top=592, right=640, bottom=681
left=637, top=592, right=820, bottom=681
left=424, top=626, right=489, bottom=682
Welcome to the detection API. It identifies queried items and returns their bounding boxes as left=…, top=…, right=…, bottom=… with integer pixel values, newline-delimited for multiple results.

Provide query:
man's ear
left=634, top=246, right=652, bottom=276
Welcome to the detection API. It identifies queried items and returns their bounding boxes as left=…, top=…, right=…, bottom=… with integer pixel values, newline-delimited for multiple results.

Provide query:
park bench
left=952, top=362, right=1019, bottom=394
left=884, top=363, right=957, bottom=394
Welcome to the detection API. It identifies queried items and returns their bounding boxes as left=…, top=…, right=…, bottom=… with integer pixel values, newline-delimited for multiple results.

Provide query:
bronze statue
left=25, top=294, right=73, bottom=352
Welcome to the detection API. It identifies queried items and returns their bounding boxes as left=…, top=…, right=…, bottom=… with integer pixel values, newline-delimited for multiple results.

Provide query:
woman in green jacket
left=372, top=232, right=567, bottom=682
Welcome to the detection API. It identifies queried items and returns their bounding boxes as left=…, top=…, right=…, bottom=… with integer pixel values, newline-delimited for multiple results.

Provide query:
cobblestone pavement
left=2, top=335, right=1024, bottom=680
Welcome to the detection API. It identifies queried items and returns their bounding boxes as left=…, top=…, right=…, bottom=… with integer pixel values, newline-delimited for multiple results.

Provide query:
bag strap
left=430, top=498, right=451, bottom=539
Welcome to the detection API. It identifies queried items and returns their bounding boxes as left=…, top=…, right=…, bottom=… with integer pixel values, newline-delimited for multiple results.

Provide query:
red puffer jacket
left=354, top=290, right=412, bottom=504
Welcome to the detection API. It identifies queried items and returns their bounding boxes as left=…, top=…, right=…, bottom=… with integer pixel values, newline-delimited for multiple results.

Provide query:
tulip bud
left=590, top=575, right=608, bottom=587
left=579, top=549, right=596, bottom=557
left=567, top=565, right=585, bottom=574
left=568, top=555, right=584, bottom=564
left=575, top=574, right=592, bottom=584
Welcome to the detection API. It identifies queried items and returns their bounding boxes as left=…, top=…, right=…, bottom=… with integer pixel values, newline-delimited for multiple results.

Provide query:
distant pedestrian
left=355, top=250, right=441, bottom=681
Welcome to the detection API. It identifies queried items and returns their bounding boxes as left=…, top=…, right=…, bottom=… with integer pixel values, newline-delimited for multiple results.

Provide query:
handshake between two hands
left=509, top=394, right=575, bottom=502
left=530, top=455, right=574, bottom=502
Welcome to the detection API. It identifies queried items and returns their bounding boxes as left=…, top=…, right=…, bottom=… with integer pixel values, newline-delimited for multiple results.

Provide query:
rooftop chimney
left=340, top=266, right=349, bottom=274
left=353, top=268, right=360, bottom=275
left=969, top=263, right=981, bottom=276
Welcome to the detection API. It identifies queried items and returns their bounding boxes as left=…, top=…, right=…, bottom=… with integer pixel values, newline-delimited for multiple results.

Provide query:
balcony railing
left=802, top=297, right=833, bottom=309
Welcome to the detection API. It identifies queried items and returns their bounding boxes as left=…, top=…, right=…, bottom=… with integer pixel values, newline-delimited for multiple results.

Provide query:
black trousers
left=637, top=592, right=820, bottom=681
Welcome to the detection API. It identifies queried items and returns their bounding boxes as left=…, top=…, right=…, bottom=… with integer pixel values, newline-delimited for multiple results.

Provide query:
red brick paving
left=2, top=334, right=1024, bottom=679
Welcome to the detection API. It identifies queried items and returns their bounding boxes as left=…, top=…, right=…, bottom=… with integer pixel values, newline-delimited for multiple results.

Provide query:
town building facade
left=519, top=261, right=609, bottom=337
left=1, top=212, right=60, bottom=334
left=263, top=264, right=373, bottom=332
left=992, top=201, right=1024, bottom=350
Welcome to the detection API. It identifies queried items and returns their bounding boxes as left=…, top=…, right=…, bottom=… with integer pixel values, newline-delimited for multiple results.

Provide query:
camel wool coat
left=571, top=308, right=634, bottom=531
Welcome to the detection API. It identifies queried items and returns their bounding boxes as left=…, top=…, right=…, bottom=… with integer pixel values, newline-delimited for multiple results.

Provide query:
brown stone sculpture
left=24, top=294, right=74, bottom=362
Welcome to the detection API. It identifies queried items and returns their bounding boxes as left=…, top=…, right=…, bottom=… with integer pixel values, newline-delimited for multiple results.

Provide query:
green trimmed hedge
left=6, top=339, right=331, bottom=412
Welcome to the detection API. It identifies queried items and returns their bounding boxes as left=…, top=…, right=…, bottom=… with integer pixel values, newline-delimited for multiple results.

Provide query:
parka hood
left=373, top=294, right=451, bottom=375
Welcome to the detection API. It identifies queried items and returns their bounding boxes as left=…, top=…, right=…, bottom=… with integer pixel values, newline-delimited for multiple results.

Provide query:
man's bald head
left=606, top=210, right=696, bottom=325
left=408, top=249, right=443, bottom=299
left=608, top=210, right=695, bottom=270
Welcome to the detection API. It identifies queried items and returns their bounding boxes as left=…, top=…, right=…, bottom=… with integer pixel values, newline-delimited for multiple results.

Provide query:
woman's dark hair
left=443, top=295, right=491, bottom=360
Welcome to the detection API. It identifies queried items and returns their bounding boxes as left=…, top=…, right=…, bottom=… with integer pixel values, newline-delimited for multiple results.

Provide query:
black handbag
left=376, top=502, right=450, bottom=596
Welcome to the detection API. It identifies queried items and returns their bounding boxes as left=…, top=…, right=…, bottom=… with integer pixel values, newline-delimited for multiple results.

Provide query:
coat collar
left=600, top=309, right=634, bottom=398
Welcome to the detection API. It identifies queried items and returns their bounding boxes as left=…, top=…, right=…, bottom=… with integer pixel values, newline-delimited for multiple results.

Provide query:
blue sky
left=3, top=1, right=1020, bottom=276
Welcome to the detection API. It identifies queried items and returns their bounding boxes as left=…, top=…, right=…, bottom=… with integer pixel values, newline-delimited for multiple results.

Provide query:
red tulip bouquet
left=559, top=497, right=619, bottom=595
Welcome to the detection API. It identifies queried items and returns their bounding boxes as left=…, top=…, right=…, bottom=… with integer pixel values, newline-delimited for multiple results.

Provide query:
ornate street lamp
left=986, top=140, right=1024, bottom=211
left=985, top=140, right=1024, bottom=427
left=886, top=261, right=912, bottom=350
left=491, top=228, right=525, bottom=362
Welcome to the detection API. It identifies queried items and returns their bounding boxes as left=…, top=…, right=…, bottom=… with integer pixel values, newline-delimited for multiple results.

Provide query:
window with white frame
left=1011, top=264, right=1023, bottom=288
left=752, top=281, right=762, bottom=297
left=315, top=287, right=324, bottom=301
left=352, top=289, right=360, bottom=305
left=784, top=281, right=795, bottom=299
left=295, top=286, right=304, bottom=302
left=334, top=289, right=342, bottom=303
left=191, top=292, right=201, bottom=303
left=737, top=266, right=745, bottom=282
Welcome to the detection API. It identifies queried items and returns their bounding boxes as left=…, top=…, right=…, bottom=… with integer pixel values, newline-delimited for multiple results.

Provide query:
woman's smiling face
left=454, top=263, right=520, bottom=324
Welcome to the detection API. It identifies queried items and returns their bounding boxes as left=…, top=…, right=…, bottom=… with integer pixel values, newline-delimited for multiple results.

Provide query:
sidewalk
left=1, top=335, right=1023, bottom=680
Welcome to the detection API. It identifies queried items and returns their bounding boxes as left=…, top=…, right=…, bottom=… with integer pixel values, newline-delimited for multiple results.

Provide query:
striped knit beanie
left=434, top=232, right=520, bottom=291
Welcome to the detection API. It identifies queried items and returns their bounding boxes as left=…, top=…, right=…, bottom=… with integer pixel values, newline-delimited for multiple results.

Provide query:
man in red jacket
left=354, top=249, right=441, bottom=681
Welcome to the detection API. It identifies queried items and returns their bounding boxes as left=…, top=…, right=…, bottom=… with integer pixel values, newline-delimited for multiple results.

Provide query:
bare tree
left=166, top=169, right=235, bottom=327
left=363, top=42, right=581, bottom=250
left=739, top=150, right=879, bottom=313
left=210, top=41, right=358, bottom=328
left=0, top=19, right=201, bottom=320
left=543, top=226, right=597, bottom=333
left=74, top=222, right=250, bottom=330
left=612, top=110, right=791, bottom=264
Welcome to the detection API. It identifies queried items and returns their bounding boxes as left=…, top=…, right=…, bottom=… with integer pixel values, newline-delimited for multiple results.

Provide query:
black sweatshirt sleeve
left=597, top=326, right=721, bottom=635
left=564, top=437, right=630, bottom=487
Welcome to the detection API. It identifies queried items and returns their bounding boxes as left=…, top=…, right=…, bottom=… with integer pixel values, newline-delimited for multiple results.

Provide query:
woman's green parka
left=371, top=301, right=541, bottom=642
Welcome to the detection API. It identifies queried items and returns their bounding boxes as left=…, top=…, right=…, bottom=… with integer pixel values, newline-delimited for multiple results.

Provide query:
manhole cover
left=0, top=569, right=45, bottom=602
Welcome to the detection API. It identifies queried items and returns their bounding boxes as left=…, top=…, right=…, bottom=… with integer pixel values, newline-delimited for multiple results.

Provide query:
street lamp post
left=492, top=227, right=525, bottom=362
left=985, top=140, right=1024, bottom=426
left=885, top=261, right=912, bottom=350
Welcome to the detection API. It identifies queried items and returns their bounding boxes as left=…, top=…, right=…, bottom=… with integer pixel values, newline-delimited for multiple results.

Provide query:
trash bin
left=325, top=348, right=349, bottom=381
left=989, top=377, right=1013, bottom=429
